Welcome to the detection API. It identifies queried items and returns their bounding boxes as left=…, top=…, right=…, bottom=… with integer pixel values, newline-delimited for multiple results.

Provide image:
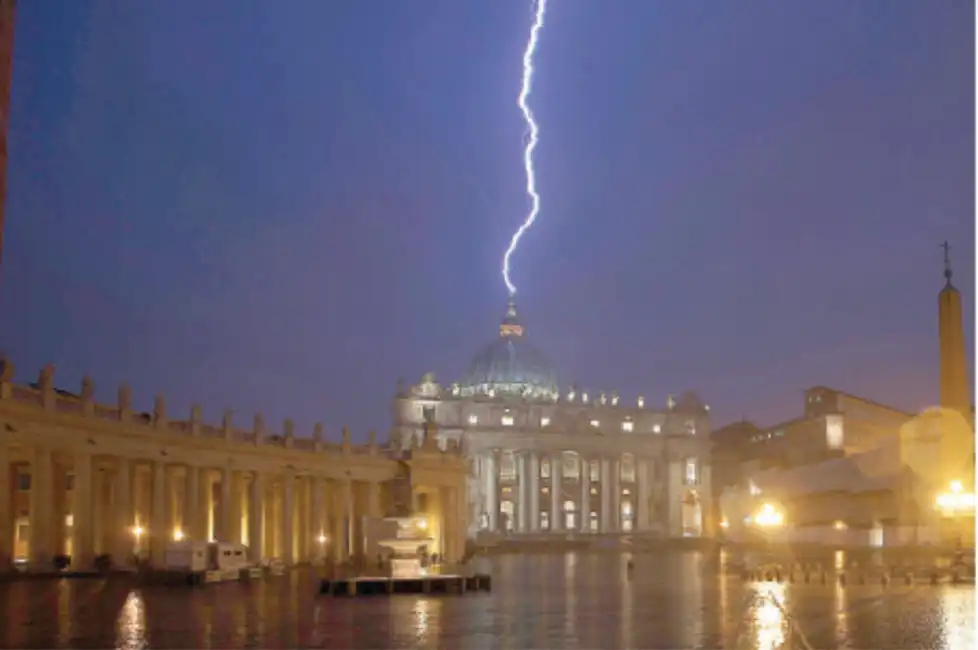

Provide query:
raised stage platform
left=320, top=573, right=492, bottom=596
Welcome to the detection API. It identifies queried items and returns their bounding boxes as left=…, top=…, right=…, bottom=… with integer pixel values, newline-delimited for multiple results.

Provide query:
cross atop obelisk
left=940, top=240, right=953, bottom=287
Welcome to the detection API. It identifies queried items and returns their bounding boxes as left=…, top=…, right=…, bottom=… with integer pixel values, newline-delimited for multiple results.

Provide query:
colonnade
left=0, top=444, right=470, bottom=571
left=478, top=450, right=657, bottom=535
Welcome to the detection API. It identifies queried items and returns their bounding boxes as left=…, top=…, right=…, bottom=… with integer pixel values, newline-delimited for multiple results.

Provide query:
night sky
left=2, top=1, right=973, bottom=441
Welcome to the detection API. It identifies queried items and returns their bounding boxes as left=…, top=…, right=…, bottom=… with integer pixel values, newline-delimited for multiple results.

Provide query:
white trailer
left=163, top=541, right=256, bottom=585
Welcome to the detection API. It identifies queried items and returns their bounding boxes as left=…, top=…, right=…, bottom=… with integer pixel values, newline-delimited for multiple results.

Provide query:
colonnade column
left=483, top=451, right=498, bottom=532
left=229, top=471, right=243, bottom=544
left=0, top=443, right=12, bottom=569
left=550, top=453, right=562, bottom=533
left=282, top=472, right=295, bottom=565
left=516, top=453, right=529, bottom=533
left=248, top=472, right=264, bottom=564
left=456, top=483, right=468, bottom=560
left=311, top=476, right=326, bottom=563
left=599, top=458, right=611, bottom=534
left=29, top=447, right=54, bottom=568
left=184, top=465, right=200, bottom=541
left=113, top=459, right=133, bottom=564
left=529, top=452, right=540, bottom=531
left=71, top=452, right=95, bottom=569
left=150, top=461, right=167, bottom=567
left=580, top=456, right=591, bottom=533
left=636, top=458, right=650, bottom=532
left=219, top=466, right=232, bottom=543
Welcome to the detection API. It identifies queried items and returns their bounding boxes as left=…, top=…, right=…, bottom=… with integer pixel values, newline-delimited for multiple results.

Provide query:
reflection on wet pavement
left=0, top=551, right=973, bottom=649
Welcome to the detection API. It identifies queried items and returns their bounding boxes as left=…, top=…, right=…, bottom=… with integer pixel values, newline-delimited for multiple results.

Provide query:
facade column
left=579, top=456, right=591, bottom=533
left=599, top=458, right=611, bottom=533
left=113, top=459, right=133, bottom=565
left=529, top=452, right=540, bottom=531
left=636, top=458, right=650, bottom=532
left=610, top=457, right=621, bottom=533
left=550, top=452, right=563, bottom=533
left=71, top=452, right=95, bottom=569
left=484, top=451, right=498, bottom=532
left=282, top=472, right=295, bottom=565
left=667, top=458, right=682, bottom=538
left=516, top=452, right=529, bottom=532
left=0, top=442, right=11, bottom=569
left=150, top=461, right=167, bottom=567
left=311, top=477, right=326, bottom=563
left=29, top=446, right=54, bottom=569
left=248, top=472, right=264, bottom=564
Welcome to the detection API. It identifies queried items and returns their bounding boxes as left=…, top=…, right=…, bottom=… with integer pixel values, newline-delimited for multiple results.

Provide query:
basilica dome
left=459, top=300, right=559, bottom=400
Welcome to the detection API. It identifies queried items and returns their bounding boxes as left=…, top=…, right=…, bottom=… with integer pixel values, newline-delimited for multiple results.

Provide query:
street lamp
left=752, top=503, right=785, bottom=528
left=936, top=480, right=976, bottom=514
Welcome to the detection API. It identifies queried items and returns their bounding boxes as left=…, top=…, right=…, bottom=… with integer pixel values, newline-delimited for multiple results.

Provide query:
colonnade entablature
left=0, top=360, right=464, bottom=475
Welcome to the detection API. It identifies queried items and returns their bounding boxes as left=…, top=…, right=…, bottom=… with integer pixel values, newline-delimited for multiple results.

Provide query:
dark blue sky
left=2, top=1, right=973, bottom=439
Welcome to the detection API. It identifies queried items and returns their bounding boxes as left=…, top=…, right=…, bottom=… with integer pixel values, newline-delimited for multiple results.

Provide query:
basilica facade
left=391, top=300, right=715, bottom=540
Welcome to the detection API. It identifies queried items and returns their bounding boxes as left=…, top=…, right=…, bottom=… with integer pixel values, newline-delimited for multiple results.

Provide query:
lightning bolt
left=502, top=0, right=548, bottom=297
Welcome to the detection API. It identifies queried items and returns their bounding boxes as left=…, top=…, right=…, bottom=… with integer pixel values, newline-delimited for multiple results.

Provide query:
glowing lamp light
left=131, top=526, right=144, bottom=538
left=317, top=534, right=328, bottom=545
left=719, top=518, right=730, bottom=529
left=936, top=480, right=976, bottom=514
left=752, top=503, right=784, bottom=528
left=417, top=518, right=428, bottom=530
left=173, top=529, right=185, bottom=541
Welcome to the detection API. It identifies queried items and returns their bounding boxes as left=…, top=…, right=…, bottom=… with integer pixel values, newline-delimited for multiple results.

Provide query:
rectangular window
left=17, top=474, right=30, bottom=491
left=540, top=416, right=551, bottom=427
left=621, top=421, right=634, bottom=432
left=501, top=415, right=515, bottom=427
left=500, top=453, right=517, bottom=481
left=540, top=460, right=551, bottom=478
left=422, top=406, right=436, bottom=423
left=684, top=458, right=698, bottom=485
left=589, top=461, right=600, bottom=482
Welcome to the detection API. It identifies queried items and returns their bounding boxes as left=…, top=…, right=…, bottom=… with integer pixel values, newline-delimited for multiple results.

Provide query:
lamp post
left=935, top=480, right=975, bottom=558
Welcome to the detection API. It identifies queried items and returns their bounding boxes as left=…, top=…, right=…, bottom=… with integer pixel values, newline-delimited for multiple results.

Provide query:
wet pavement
left=0, top=551, right=973, bottom=649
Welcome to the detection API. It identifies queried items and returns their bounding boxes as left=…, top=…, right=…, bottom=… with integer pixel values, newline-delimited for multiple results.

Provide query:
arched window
left=500, top=500, right=515, bottom=532
left=684, top=457, right=698, bottom=486
left=589, top=460, right=600, bottom=482
left=500, top=452, right=516, bottom=481
left=562, top=452, right=580, bottom=480
left=540, top=459, right=551, bottom=478
left=564, top=500, right=576, bottom=530
left=621, top=500, right=633, bottom=532
left=620, top=454, right=636, bottom=483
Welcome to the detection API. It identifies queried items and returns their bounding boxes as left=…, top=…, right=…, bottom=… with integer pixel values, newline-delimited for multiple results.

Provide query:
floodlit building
left=710, top=388, right=916, bottom=511
left=390, top=299, right=715, bottom=541
left=0, top=363, right=468, bottom=571
left=719, top=250, right=975, bottom=547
